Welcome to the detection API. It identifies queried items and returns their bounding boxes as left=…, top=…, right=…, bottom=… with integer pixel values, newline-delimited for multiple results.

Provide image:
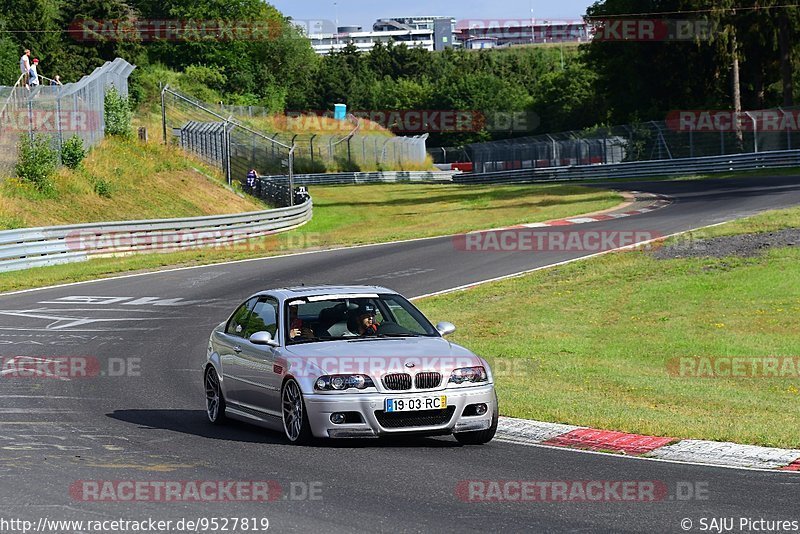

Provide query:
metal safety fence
left=255, top=169, right=457, bottom=186
left=453, top=150, right=800, bottom=184
left=0, top=198, right=312, bottom=273
left=431, top=107, right=800, bottom=174
left=0, top=58, right=135, bottom=177
left=162, top=85, right=297, bottom=203
left=216, top=103, right=429, bottom=172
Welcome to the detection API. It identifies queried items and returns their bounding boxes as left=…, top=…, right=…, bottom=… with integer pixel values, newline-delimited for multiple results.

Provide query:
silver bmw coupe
left=203, top=285, right=498, bottom=444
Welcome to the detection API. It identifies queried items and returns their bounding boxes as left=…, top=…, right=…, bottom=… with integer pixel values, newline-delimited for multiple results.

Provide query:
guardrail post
left=55, top=89, right=63, bottom=164
left=288, top=144, right=296, bottom=207
left=745, top=112, right=758, bottom=153
left=224, top=116, right=234, bottom=186
left=779, top=107, right=791, bottom=150
left=362, top=137, right=366, bottom=164
left=161, top=84, right=168, bottom=145
left=27, top=98, right=34, bottom=141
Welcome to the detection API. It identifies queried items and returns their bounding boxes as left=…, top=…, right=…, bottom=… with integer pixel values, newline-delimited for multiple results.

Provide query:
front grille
left=375, top=406, right=456, bottom=429
left=383, top=373, right=412, bottom=391
left=414, top=372, right=442, bottom=389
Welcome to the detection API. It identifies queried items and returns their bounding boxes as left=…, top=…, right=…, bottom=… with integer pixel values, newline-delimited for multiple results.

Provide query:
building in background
left=456, top=20, right=590, bottom=47
left=306, top=16, right=455, bottom=55
left=302, top=16, right=589, bottom=55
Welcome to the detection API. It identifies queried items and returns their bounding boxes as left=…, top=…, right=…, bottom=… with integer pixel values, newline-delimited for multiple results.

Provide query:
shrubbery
left=15, top=134, right=57, bottom=192
left=105, top=86, right=132, bottom=137
left=61, top=135, right=86, bottom=169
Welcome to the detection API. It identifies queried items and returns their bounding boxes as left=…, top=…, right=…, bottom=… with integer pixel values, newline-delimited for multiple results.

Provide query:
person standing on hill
left=19, top=49, right=30, bottom=86
left=28, top=59, right=40, bottom=88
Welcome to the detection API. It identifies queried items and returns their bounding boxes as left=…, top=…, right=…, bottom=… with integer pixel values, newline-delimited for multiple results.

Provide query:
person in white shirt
left=19, top=49, right=30, bottom=86
left=28, top=59, right=40, bottom=88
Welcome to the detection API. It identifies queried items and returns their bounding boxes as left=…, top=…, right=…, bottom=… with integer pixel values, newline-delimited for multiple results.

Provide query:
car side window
left=244, top=298, right=279, bottom=339
left=226, top=298, right=257, bottom=337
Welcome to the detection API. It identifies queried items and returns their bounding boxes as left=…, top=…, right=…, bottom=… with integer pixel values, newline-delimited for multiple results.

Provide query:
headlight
left=315, top=374, right=375, bottom=391
left=449, top=366, right=488, bottom=385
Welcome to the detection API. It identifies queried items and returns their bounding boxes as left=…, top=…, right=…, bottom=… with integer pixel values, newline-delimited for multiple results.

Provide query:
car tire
left=205, top=367, right=227, bottom=425
left=281, top=378, right=313, bottom=444
left=454, top=394, right=498, bottom=445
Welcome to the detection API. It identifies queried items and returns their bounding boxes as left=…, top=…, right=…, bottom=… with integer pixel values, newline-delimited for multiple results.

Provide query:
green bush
left=334, top=156, right=360, bottom=173
left=183, top=65, right=227, bottom=91
left=93, top=178, right=113, bottom=198
left=293, top=157, right=327, bottom=174
left=104, top=86, right=132, bottom=137
left=15, top=134, right=57, bottom=192
left=61, top=135, right=86, bottom=169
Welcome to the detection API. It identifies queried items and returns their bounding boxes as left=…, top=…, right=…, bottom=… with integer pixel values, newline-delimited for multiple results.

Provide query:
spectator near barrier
left=28, top=59, right=40, bottom=88
left=246, top=169, right=257, bottom=191
left=19, top=49, right=30, bottom=87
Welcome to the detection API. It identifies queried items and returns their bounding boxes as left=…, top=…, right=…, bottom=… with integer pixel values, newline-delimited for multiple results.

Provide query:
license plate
left=385, top=396, right=447, bottom=413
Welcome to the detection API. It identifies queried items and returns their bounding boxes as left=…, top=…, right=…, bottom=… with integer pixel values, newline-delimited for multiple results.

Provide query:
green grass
left=0, top=136, right=265, bottom=229
left=0, top=183, right=622, bottom=293
left=416, top=205, right=800, bottom=449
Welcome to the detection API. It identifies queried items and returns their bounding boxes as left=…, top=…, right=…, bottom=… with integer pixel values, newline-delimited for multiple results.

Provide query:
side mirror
left=250, top=331, right=279, bottom=347
left=436, top=321, right=456, bottom=337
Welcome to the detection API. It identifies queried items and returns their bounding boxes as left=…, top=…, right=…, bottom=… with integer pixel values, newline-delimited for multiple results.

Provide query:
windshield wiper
left=345, top=333, right=421, bottom=341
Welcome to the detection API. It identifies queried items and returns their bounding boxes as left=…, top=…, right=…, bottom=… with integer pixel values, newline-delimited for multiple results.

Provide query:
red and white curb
left=481, top=192, right=672, bottom=232
left=497, top=417, right=800, bottom=471
left=520, top=192, right=672, bottom=228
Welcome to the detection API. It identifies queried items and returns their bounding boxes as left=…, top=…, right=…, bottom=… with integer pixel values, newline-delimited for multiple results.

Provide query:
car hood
left=283, top=337, right=482, bottom=376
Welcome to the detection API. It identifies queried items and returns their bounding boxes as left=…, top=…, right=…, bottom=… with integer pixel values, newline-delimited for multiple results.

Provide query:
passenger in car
left=288, top=304, right=315, bottom=341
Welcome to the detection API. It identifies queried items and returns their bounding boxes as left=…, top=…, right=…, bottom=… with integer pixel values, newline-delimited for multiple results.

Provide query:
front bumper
left=304, top=384, right=496, bottom=439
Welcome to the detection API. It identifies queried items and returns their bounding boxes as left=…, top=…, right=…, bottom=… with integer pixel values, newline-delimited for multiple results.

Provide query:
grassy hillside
left=0, top=136, right=265, bottom=230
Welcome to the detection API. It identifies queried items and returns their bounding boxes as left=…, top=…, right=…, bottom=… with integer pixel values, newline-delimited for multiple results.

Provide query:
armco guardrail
left=0, top=199, right=312, bottom=273
left=454, top=150, right=800, bottom=184
left=268, top=170, right=457, bottom=186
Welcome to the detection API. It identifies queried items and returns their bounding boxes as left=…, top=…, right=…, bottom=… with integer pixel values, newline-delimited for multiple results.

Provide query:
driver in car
left=351, top=304, right=379, bottom=337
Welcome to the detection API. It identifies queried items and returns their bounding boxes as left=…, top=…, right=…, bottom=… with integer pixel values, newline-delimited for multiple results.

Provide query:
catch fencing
left=162, top=85, right=297, bottom=201
left=0, top=58, right=135, bottom=177
left=164, top=92, right=427, bottom=181
left=217, top=103, right=429, bottom=172
left=432, top=107, right=800, bottom=174
left=0, top=199, right=312, bottom=273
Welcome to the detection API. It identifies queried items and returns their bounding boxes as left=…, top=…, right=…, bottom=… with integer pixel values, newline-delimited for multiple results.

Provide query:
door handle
left=233, top=346, right=242, bottom=353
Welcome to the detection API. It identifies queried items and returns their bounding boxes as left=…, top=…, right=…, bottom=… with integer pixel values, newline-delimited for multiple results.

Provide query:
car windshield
left=285, top=293, right=438, bottom=344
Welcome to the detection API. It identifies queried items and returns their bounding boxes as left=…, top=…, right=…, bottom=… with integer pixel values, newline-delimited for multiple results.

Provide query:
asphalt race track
left=1, top=175, right=799, bottom=533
